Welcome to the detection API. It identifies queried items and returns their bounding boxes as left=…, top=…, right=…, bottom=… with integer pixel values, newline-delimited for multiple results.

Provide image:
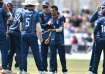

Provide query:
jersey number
left=26, top=18, right=30, bottom=27
left=101, top=25, right=105, bottom=32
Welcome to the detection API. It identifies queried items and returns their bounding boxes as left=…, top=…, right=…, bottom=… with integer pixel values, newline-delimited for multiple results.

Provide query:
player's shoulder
left=60, top=15, right=65, bottom=19
left=38, top=11, right=44, bottom=17
left=15, top=8, right=24, bottom=13
left=39, top=11, right=43, bottom=14
left=98, top=17, right=105, bottom=21
left=58, top=15, right=65, bottom=21
left=14, top=8, right=25, bottom=16
left=32, top=10, right=40, bottom=17
left=96, top=17, right=105, bottom=23
left=34, top=10, right=39, bottom=15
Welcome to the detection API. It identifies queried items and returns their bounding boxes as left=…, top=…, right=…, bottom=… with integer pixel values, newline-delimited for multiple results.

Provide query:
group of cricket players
left=0, top=0, right=68, bottom=74
left=1, top=0, right=105, bottom=74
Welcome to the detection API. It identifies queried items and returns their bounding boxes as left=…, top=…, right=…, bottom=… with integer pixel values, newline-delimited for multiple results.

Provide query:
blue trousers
left=50, top=43, right=67, bottom=72
left=89, top=43, right=97, bottom=71
left=20, top=34, right=43, bottom=71
left=41, top=42, right=49, bottom=71
left=8, top=32, right=21, bottom=70
left=0, top=33, right=8, bottom=69
left=90, top=39, right=105, bottom=74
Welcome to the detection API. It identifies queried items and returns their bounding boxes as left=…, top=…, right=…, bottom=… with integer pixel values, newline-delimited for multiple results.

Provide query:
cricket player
left=7, top=2, right=21, bottom=71
left=88, top=3, right=105, bottom=74
left=47, top=5, right=68, bottom=74
left=0, top=0, right=13, bottom=73
left=89, top=3, right=105, bottom=74
left=39, top=1, right=51, bottom=72
left=10, top=0, right=44, bottom=74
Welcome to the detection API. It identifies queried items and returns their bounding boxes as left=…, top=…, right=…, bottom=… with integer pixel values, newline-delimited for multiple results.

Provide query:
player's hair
left=51, top=5, right=58, bottom=11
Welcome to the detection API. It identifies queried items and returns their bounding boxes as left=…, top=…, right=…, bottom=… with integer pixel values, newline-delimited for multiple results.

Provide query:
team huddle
left=2, top=0, right=105, bottom=74
left=0, top=0, right=68, bottom=74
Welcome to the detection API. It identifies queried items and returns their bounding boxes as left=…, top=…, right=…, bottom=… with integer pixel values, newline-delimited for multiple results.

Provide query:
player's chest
left=51, top=19, right=62, bottom=28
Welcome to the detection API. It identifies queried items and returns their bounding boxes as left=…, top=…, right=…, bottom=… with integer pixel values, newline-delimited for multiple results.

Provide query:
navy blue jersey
left=50, top=16, right=65, bottom=45
left=94, top=17, right=105, bottom=40
left=10, top=9, right=40, bottom=35
left=39, top=11, right=51, bottom=39
left=89, top=11, right=99, bottom=23
left=21, top=9, right=40, bottom=34
left=9, top=8, right=23, bottom=33
left=0, top=5, right=7, bottom=33
left=39, top=11, right=51, bottom=30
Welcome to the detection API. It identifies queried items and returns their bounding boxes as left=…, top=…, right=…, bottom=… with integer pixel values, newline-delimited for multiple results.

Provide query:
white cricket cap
left=22, top=0, right=39, bottom=6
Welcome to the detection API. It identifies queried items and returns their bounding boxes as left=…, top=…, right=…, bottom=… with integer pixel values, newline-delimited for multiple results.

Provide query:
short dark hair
left=51, top=5, right=58, bottom=11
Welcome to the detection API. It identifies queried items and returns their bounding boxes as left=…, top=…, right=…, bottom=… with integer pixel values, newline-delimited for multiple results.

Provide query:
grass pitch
left=10, top=56, right=103, bottom=74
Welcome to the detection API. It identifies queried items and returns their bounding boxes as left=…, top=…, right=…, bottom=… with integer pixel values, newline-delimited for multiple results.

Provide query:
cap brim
left=22, top=3, right=39, bottom=6
left=42, top=5, right=48, bottom=6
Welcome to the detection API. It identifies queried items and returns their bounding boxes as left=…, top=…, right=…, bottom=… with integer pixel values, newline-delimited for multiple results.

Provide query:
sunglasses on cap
left=42, top=5, right=48, bottom=8
left=101, top=6, right=105, bottom=9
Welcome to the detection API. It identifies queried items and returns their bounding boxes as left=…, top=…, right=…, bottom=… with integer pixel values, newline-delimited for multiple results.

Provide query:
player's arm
left=36, top=23, right=43, bottom=42
left=94, top=19, right=101, bottom=41
left=48, top=26, right=63, bottom=32
left=94, top=20, right=101, bottom=34
left=89, top=11, right=99, bottom=23
left=36, top=13, right=43, bottom=42
left=89, top=6, right=101, bottom=23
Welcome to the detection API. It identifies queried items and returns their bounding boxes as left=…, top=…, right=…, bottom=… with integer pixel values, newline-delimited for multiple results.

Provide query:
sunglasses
left=42, top=6, right=48, bottom=8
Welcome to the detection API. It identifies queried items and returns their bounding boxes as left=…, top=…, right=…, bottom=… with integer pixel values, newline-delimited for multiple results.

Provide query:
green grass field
left=10, top=56, right=103, bottom=74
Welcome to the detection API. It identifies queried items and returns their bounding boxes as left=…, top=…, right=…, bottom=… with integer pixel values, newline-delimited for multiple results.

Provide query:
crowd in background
left=62, top=7, right=94, bottom=53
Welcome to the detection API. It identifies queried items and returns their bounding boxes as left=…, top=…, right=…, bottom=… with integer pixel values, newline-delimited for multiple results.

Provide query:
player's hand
left=97, top=6, right=101, bottom=11
left=40, top=38, right=43, bottom=43
left=44, top=38, right=50, bottom=45
left=47, top=20, right=52, bottom=25
left=48, top=29, right=56, bottom=32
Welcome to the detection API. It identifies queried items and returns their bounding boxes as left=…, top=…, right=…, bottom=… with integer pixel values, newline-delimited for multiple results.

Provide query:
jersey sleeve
left=89, top=11, right=99, bottom=23
left=94, top=19, right=101, bottom=35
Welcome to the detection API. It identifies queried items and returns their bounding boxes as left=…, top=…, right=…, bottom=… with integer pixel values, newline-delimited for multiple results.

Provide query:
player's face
left=50, top=8, right=57, bottom=16
left=42, top=5, right=50, bottom=13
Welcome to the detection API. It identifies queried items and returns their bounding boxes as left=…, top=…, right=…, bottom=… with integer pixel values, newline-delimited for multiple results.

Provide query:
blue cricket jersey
left=39, top=11, right=51, bottom=30
left=20, top=9, right=39, bottom=35
left=50, top=15, right=65, bottom=45
left=39, top=11, right=51, bottom=39
left=9, top=8, right=23, bottom=33
left=94, top=17, right=105, bottom=40
left=9, top=8, right=40, bottom=35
